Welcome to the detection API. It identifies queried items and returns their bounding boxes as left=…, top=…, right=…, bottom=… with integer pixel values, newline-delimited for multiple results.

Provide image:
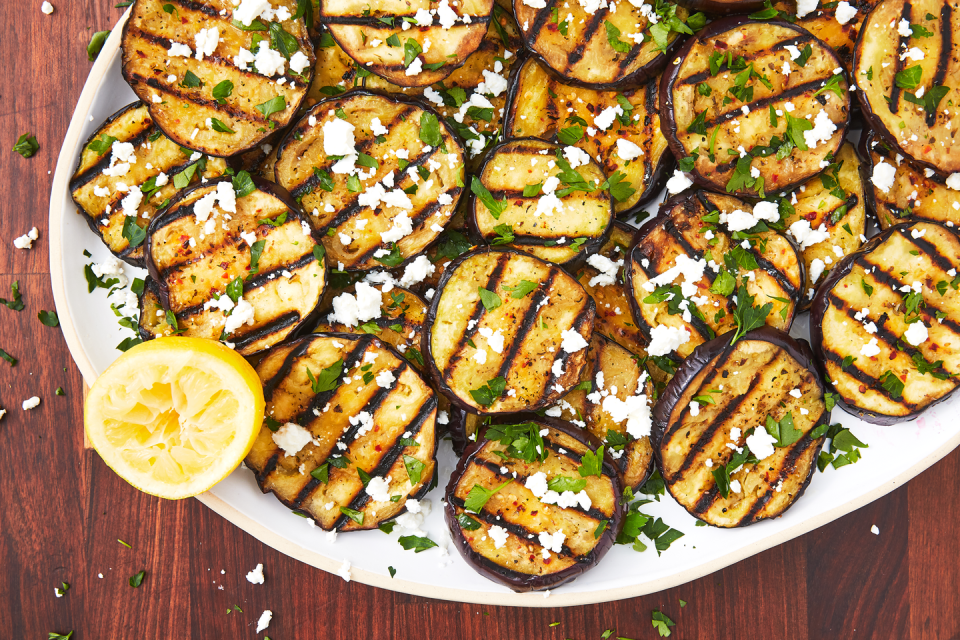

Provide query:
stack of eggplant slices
left=71, top=0, right=960, bottom=592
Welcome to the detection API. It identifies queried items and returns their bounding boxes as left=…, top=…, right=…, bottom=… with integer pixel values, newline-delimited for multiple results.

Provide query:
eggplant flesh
left=504, top=56, right=672, bottom=219
left=319, top=0, right=494, bottom=87
left=245, top=334, right=437, bottom=531
left=661, top=17, right=850, bottom=197
left=70, top=101, right=227, bottom=266
left=625, top=190, right=803, bottom=362
left=550, top=334, right=655, bottom=491
left=273, top=91, right=464, bottom=271
left=810, top=220, right=960, bottom=424
left=424, top=247, right=596, bottom=414
left=144, top=177, right=327, bottom=357
left=444, top=418, right=621, bottom=592
left=853, top=0, right=960, bottom=174
left=780, top=142, right=866, bottom=306
left=652, top=326, right=828, bottom=528
left=859, top=130, right=960, bottom=231
left=470, top=138, right=613, bottom=265
left=513, top=0, right=688, bottom=88
left=773, top=0, right=879, bottom=71
left=121, top=0, right=314, bottom=157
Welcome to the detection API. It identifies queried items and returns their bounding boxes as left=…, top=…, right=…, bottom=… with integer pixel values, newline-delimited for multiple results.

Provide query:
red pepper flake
left=375, top=444, right=382, bottom=452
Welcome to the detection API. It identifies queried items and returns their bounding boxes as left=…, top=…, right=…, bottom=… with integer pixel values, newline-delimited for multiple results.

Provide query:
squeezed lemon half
left=84, top=337, right=265, bottom=499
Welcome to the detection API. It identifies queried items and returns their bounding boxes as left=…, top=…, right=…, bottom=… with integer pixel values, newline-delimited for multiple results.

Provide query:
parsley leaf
left=605, top=21, right=632, bottom=53
left=547, top=476, right=587, bottom=493
left=651, top=611, right=675, bottom=637
left=471, top=176, right=507, bottom=219
left=469, top=376, right=507, bottom=406
left=398, top=535, right=438, bottom=553
left=764, top=411, right=802, bottom=447
left=578, top=445, right=604, bottom=477
left=463, top=480, right=510, bottom=513
left=730, top=284, right=772, bottom=344
left=12, top=133, right=39, bottom=158
left=306, top=358, right=343, bottom=393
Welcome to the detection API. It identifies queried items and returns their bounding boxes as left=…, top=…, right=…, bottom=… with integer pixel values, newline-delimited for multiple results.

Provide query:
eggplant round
left=245, top=333, right=438, bottom=531
left=503, top=55, right=673, bottom=219
left=318, top=0, right=494, bottom=88
left=810, top=219, right=960, bottom=424
left=513, top=0, right=692, bottom=89
left=70, top=101, right=228, bottom=266
left=423, top=246, right=596, bottom=414
left=444, top=417, right=622, bottom=592
left=624, top=190, right=804, bottom=363
left=780, top=141, right=867, bottom=308
left=548, top=333, right=656, bottom=492
left=469, top=138, right=614, bottom=265
left=120, top=0, right=314, bottom=157
left=859, top=129, right=960, bottom=231
left=660, top=17, right=851, bottom=197
left=652, top=326, right=830, bottom=528
left=273, top=91, right=465, bottom=271
left=853, top=0, right=960, bottom=174
left=144, top=176, right=327, bottom=357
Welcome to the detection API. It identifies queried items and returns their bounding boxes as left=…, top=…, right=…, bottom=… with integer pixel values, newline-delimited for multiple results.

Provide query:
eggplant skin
left=652, top=326, right=829, bottom=528
left=660, top=16, right=850, bottom=197
left=423, top=246, right=597, bottom=415
left=502, top=54, right=673, bottom=219
left=810, top=220, right=960, bottom=425
left=444, top=416, right=622, bottom=592
left=858, top=129, right=960, bottom=231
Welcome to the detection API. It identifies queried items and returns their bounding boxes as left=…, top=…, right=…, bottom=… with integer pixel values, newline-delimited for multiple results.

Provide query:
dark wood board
left=0, top=2, right=958, bottom=638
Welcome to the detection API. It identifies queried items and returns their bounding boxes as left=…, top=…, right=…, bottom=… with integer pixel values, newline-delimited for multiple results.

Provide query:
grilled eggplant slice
left=625, top=190, right=803, bottom=363
left=445, top=418, right=621, bottom=592
left=781, top=142, right=866, bottom=307
left=860, top=129, right=960, bottom=230
left=137, top=276, right=173, bottom=340
left=314, top=283, right=429, bottom=371
left=318, top=0, right=494, bottom=87
left=273, top=91, right=464, bottom=271
left=70, top=102, right=227, bottom=266
left=144, top=176, right=326, bottom=356
left=513, top=0, right=692, bottom=89
left=307, top=27, right=364, bottom=105
left=810, top=220, right=960, bottom=424
left=773, top=0, right=879, bottom=70
left=121, top=0, right=314, bottom=157
left=245, top=334, right=437, bottom=531
left=551, top=334, right=655, bottom=491
left=653, top=326, right=829, bottom=527
left=504, top=56, right=672, bottom=218
left=661, top=17, right=850, bottom=197
left=853, top=0, right=960, bottom=173
left=424, top=247, right=596, bottom=414
left=470, top=138, right=613, bottom=265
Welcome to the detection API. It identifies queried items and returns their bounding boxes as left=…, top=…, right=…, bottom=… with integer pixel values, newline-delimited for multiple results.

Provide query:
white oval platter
left=49, top=13, right=960, bottom=607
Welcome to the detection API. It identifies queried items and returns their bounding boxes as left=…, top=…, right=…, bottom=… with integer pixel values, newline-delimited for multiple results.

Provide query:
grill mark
left=677, top=35, right=814, bottom=86
left=167, top=0, right=220, bottom=16
left=499, top=143, right=555, bottom=157
left=858, top=255, right=960, bottom=335
left=742, top=431, right=818, bottom=524
left=750, top=248, right=799, bottom=296
left=260, top=337, right=374, bottom=485
left=628, top=248, right=659, bottom=341
left=669, top=351, right=772, bottom=482
left=896, top=227, right=956, bottom=273
left=823, top=194, right=859, bottom=229
left=69, top=127, right=155, bottom=192
left=616, top=35, right=645, bottom=72
left=930, top=3, right=953, bottom=126
left=443, top=254, right=510, bottom=374
left=335, top=395, right=436, bottom=527
left=449, top=495, right=581, bottom=561
left=311, top=138, right=435, bottom=233
left=692, top=486, right=719, bottom=515
left=691, top=77, right=835, bottom=135
left=320, top=14, right=490, bottom=26
left=473, top=458, right=608, bottom=522
left=661, top=217, right=717, bottom=286
left=231, top=312, right=302, bottom=351
left=158, top=233, right=245, bottom=283
left=528, top=0, right=559, bottom=43
left=493, top=271, right=558, bottom=383
left=890, top=1, right=913, bottom=114
left=565, top=11, right=606, bottom=69
left=289, top=107, right=415, bottom=200
left=507, top=234, right=592, bottom=246
left=338, top=364, right=410, bottom=448
left=540, top=303, right=593, bottom=395
left=821, top=347, right=916, bottom=408
left=133, top=73, right=270, bottom=123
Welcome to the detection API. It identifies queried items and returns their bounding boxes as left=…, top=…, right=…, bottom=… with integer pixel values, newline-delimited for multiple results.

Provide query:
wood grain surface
left=1, top=2, right=959, bottom=638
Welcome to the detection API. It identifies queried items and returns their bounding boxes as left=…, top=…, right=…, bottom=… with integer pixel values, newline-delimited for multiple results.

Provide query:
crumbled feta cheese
left=253, top=46, right=286, bottom=76
left=224, top=298, right=256, bottom=334
left=365, top=476, right=392, bottom=502
left=810, top=258, right=826, bottom=284
left=13, top=227, right=39, bottom=250
left=338, top=559, right=352, bottom=582
left=803, top=110, right=837, bottom=149
left=586, top=254, right=622, bottom=287
left=256, top=610, right=272, bottom=633
left=375, top=369, right=396, bottom=389
left=245, top=563, right=265, bottom=585
left=488, top=525, right=509, bottom=549
left=796, top=0, right=818, bottom=18
left=666, top=170, right=694, bottom=194
left=168, top=42, right=192, bottom=57
left=615, top=138, right=643, bottom=161
left=788, top=220, right=831, bottom=249
left=399, top=254, right=435, bottom=287
left=860, top=337, right=882, bottom=357
left=946, top=173, right=960, bottom=191
left=41, top=1, right=54, bottom=13
left=746, top=427, right=777, bottom=460
left=22, top=396, right=40, bottom=410
left=904, top=322, right=929, bottom=346
left=194, top=27, right=219, bottom=60
left=594, top=105, right=623, bottom=131
left=323, top=118, right=357, bottom=157
left=647, top=325, right=690, bottom=356
left=272, top=423, right=312, bottom=457
left=871, top=525, right=880, bottom=535
left=835, top=1, right=857, bottom=24
left=560, top=328, right=588, bottom=353
left=328, top=282, right=381, bottom=327
left=538, top=530, right=566, bottom=558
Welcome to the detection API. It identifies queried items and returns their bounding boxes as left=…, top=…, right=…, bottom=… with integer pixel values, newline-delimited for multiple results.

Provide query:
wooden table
left=2, top=2, right=958, bottom=638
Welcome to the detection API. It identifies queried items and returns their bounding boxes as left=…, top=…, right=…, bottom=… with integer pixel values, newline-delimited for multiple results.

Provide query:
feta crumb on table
left=22, top=396, right=40, bottom=410
left=245, top=563, right=265, bottom=584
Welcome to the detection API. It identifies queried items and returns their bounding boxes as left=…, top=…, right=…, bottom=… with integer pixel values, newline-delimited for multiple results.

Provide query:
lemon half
left=85, top=337, right=265, bottom=499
